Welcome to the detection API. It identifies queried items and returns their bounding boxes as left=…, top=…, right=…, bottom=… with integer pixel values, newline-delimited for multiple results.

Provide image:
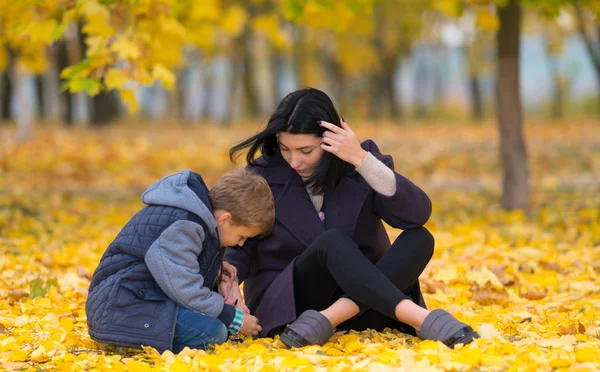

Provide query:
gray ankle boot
left=280, top=310, right=334, bottom=348
left=416, top=309, right=479, bottom=348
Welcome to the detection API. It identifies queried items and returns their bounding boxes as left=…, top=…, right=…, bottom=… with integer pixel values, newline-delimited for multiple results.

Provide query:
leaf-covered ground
left=0, top=121, right=599, bottom=371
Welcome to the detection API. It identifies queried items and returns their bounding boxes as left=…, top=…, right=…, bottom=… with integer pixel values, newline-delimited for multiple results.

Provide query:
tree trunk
left=320, top=52, right=347, bottom=115
left=12, top=61, right=35, bottom=142
left=369, top=1, right=401, bottom=120
left=469, top=76, right=483, bottom=120
left=433, top=45, right=447, bottom=110
left=497, top=0, right=529, bottom=212
left=549, top=57, right=564, bottom=119
left=32, top=52, right=61, bottom=123
left=36, top=76, right=45, bottom=118
left=57, top=24, right=90, bottom=125
left=596, top=21, right=600, bottom=114
left=140, top=83, right=166, bottom=123
left=0, top=71, right=9, bottom=121
left=240, top=27, right=260, bottom=118
left=76, top=26, right=120, bottom=125
left=384, top=57, right=400, bottom=119
left=370, top=1, right=385, bottom=119
left=369, top=57, right=401, bottom=120
left=90, top=92, right=121, bottom=124
left=291, top=28, right=307, bottom=88
left=573, top=2, right=600, bottom=117
left=253, top=33, right=276, bottom=116
left=1, top=52, right=14, bottom=121
left=369, top=73, right=385, bottom=119
left=414, top=51, right=429, bottom=118
left=271, top=47, right=283, bottom=105
left=41, top=47, right=61, bottom=123
left=224, top=55, right=243, bottom=125
left=180, top=49, right=203, bottom=124
left=55, top=39, right=74, bottom=124
left=543, top=34, right=564, bottom=119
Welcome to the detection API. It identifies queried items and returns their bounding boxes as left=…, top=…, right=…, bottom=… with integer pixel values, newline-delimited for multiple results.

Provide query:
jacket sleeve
left=145, top=220, right=236, bottom=327
left=362, top=140, right=432, bottom=229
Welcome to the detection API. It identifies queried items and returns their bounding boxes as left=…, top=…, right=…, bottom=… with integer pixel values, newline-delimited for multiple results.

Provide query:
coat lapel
left=261, top=156, right=370, bottom=247
left=261, top=157, right=325, bottom=247
left=322, top=175, right=369, bottom=234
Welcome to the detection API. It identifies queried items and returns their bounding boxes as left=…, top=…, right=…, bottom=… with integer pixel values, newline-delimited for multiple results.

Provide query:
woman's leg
left=293, top=228, right=408, bottom=322
left=375, top=227, right=435, bottom=297
left=338, top=227, right=435, bottom=331
left=172, top=308, right=229, bottom=353
left=286, top=228, right=477, bottom=348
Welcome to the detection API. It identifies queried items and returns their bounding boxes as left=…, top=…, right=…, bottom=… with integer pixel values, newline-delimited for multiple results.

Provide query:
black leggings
left=293, top=227, right=434, bottom=333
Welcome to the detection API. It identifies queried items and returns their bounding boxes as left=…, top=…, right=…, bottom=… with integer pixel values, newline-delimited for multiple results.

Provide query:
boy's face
left=216, top=212, right=262, bottom=247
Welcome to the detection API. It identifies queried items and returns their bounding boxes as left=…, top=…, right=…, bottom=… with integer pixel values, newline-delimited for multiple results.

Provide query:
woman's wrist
left=351, top=149, right=368, bottom=168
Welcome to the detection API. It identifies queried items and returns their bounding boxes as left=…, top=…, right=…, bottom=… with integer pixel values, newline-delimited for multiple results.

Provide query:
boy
left=86, top=169, right=274, bottom=353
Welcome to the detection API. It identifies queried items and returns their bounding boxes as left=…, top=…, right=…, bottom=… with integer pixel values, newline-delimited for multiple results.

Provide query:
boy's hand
left=222, top=261, right=238, bottom=281
left=240, top=313, right=262, bottom=336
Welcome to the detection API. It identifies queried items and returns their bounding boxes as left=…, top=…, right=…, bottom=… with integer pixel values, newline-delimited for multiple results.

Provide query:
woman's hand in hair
left=320, top=119, right=368, bottom=167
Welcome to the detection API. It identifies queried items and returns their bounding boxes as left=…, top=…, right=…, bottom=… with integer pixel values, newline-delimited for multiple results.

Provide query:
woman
left=222, top=88, right=478, bottom=348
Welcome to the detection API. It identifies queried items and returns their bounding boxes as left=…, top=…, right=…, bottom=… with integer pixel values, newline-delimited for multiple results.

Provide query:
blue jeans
left=172, top=308, right=228, bottom=353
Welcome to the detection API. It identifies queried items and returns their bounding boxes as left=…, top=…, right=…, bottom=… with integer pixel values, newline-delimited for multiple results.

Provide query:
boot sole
left=448, top=330, right=480, bottom=349
left=280, top=328, right=310, bottom=349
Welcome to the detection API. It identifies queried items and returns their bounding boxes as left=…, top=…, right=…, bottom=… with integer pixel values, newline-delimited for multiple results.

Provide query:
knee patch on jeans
left=214, top=322, right=229, bottom=344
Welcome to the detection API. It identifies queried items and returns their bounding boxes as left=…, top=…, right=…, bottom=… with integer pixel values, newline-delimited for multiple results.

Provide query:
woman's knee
left=398, top=227, right=435, bottom=260
left=317, top=228, right=354, bottom=246
left=313, top=228, right=356, bottom=254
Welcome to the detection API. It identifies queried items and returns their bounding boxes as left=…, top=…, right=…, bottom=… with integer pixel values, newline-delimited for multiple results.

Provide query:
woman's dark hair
left=230, top=88, right=350, bottom=194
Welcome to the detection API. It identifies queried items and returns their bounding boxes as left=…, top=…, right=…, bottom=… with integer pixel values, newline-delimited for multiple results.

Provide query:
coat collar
left=258, top=154, right=370, bottom=247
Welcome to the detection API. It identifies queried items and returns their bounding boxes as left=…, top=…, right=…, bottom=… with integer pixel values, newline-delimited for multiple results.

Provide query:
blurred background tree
left=0, top=0, right=598, bottom=212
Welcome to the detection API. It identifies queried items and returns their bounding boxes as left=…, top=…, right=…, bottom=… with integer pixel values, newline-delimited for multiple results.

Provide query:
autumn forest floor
left=0, top=119, right=599, bottom=371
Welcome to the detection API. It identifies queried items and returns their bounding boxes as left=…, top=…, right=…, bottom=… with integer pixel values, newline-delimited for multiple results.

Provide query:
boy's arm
left=145, top=220, right=241, bottom=333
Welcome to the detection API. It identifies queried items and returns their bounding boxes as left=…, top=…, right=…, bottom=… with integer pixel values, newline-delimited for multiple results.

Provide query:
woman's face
left=277, top=132, right=324, bottom=177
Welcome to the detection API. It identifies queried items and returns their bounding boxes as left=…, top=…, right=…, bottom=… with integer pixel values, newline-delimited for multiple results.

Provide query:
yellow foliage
left=476, top=10, right=500, bottom=32
left=110, top=37, right=142, bottom=60
left=0, top=122, right=599, bottom=371
left=104, top=68, right=129, bottom=90
left=222, top=5, right=248, bottom=37
left=152, top=64, right=176, bottom=90
left=28, top=19, right=59, bottom=44
left=433, top=0, right=463, bottom=17
left=83, top=13, right=116, bottom=38
left=253, top=14, right=290, bottom=49
left=120, top=89, right=139, bottom=112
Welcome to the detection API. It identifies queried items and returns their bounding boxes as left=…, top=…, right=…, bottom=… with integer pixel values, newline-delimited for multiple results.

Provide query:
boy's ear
left=216, top=211, right=232, bottom=226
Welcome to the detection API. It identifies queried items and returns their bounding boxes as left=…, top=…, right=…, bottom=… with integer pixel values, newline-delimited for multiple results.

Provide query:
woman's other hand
left=226, top=283, right=251, bottom=314
left=320, top=119, right=367, bottom=167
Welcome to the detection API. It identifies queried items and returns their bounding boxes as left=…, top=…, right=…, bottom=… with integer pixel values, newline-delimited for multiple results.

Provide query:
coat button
left=138, top=290, right=144, bottom=298
left=144, top=323, right=150, bottom=328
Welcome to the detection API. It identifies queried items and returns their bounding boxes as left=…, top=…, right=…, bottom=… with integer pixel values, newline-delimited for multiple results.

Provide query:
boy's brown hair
left=208, top=169, right=275, bottom=237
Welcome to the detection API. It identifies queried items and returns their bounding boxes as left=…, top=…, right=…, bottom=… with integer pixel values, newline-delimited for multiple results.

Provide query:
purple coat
left=224, top=140, right=432, bottom=336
